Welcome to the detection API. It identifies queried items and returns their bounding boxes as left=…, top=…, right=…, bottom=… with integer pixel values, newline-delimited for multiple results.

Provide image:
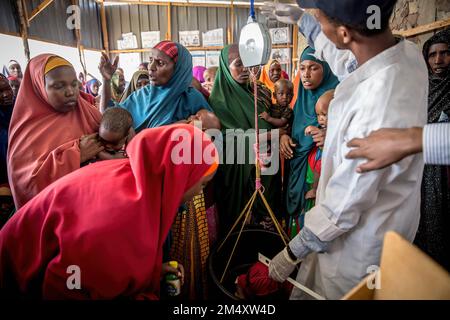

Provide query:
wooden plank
left=110, top=46, right=224, bottom=53
left=16, top=0, right=30, bottom=61
left=167, top=2, right=171, bottom=40
left=28, top=0, right=54, bottom=23
left=230, top=0, right=234, bottom=44
left=395, top=18, right=450, bottom=38
left=99, top=0, right=261, bottom=8
left=292, top=24, right=298, bottom=79
left=99, top=0, right=110, bottom=54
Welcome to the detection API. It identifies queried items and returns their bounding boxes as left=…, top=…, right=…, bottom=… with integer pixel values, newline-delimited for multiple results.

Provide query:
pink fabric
left=7, top=54, right=101, bottom=209
left=0, top=124, right=217, bottom=299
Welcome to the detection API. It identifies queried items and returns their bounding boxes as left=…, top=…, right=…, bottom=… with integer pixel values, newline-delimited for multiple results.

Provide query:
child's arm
left=97, top=150, right=127, bottom=160
left=259, top=112, right=288, bottom=127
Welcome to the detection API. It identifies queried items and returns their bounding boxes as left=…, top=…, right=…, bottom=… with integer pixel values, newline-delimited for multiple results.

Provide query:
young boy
left=259, top=79, right=294, bottom=128
left=304, top=90, right=334, bottom=202
left=97, top=107, right=135, bottom=160
left=265, top=0, right=428, bottom=300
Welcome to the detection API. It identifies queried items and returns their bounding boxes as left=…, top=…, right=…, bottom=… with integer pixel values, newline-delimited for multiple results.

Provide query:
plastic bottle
left=165, top=261, right=181, bottom=297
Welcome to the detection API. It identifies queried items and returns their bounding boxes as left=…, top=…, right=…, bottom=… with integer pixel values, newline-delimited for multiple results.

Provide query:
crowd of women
left=0, top=26, right=448, bottom=299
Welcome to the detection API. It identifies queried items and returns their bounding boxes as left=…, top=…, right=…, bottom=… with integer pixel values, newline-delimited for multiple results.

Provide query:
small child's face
left=203, top=70, right=216, bottom=83
left=99, top=126, right=128, bottom=152
left=315, top=100, right=329, bottom=129
left=274, top=86, right=293, bottom=107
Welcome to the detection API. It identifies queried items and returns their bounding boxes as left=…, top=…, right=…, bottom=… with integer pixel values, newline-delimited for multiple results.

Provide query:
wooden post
left=16, top=0, right=30, bottom=61
left=230, top=0, right=234, bottom=44
left=21, top=0, right=30, bottom=27
left=71, top=0, right=87, bottom=76
left=167, top=2, right=172, bottom=40
left=291, top=24, right=298, bottom=79
left=99, top=0, right=110, bottom=56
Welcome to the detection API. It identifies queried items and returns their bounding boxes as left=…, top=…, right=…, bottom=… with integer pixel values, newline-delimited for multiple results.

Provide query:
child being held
left=97, top=107, right=136, bottom=160
left=202, top=67, right=218, bottom=93
left=186, top=109, right=221, bottom=131
left=303, top=89, right=334, bottom=203
left=235, top=261, right=292, bottom=301
left=259, top=79, right=293, bottom=128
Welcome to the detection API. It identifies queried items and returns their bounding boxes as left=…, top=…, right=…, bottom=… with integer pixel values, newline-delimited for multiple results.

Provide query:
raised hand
left=99, top=52, right=119, bottom=81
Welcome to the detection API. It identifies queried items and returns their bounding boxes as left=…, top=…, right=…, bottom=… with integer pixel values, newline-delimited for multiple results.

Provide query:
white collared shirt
left=293, top=32, right=428, bottom=300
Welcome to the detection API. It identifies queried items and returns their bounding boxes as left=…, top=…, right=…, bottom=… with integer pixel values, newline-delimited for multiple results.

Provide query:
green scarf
left=209, top=45, right=281, bottom=233
left=120, top=70, right=149, bottom=103
left=286, top=47, right=339, bottom=216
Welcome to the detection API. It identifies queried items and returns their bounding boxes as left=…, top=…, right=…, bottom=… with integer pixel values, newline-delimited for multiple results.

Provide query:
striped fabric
left=423, top=123, right=450, bottom=165
left=154, top=41, right=178, bottom=63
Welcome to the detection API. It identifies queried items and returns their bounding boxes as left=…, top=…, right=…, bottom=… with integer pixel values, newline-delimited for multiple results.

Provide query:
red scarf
left=1, top=124, right=217, bottom=299
left=7, top=54, right=101, bottom=209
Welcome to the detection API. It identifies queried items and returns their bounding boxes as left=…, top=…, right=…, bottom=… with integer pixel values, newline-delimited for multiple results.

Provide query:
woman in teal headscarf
left=98, top=41, right=217, bottom=300
left=99, top=41, right=212, bottom=132
left=209, top=44, right=281, bottom=235
left=281, top=47, right=339, bottom=237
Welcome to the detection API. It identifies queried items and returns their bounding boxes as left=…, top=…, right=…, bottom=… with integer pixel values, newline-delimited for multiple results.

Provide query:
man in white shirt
left=265, top=0, right=428, bottom=299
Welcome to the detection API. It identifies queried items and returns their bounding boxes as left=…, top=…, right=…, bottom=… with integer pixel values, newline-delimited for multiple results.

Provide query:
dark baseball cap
left=296, top=0, right=397, bottom=27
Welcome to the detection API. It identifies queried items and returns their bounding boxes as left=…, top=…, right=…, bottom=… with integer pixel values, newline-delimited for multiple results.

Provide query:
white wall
left=0, top=33, right=102, bottom=80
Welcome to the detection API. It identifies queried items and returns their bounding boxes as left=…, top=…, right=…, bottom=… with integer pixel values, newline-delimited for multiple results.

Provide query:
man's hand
left=268, top=247, right=298, bottom=283
left=261, top=2, right=304, bottom=25
left=280, top=134, right=296, bottom=159
left=99, top=52, right=119, bottom=81
left=346, top=128, right=423, bottom=173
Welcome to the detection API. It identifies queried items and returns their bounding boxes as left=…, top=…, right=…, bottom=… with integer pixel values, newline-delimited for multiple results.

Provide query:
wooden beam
left=110, top=46, right=224, bottom=53
left=28, top=0, right=54, bottom=23
left=166, top=2, right=171, bottom=40
left=99, top=0, right=110, bottom=55
left=99, top=0, right=259, bottom=9
left=292, top=24, right=298, bottom=79
left=395, top=18, right=450, bottom=38
left=230, top=0, right=234, bottom=44
left=16, top=0, right=30, bottom=61
left=21, top=0, right=30, bottom=27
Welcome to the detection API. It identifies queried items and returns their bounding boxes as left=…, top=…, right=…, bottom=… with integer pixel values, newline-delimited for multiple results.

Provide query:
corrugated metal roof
left=106, top=4, right=292, bottom=48
left=0, top=0, right=20, bottom=35
left=0, top=0, right=103, bottom=50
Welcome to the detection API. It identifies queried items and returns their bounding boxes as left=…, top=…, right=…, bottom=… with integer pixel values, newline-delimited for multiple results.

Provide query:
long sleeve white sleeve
left=423, top=123, right=450, bottom=165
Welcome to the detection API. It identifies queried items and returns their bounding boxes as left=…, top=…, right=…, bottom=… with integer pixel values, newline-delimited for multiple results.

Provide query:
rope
left=249, top=0, right=256, bottom=20
left=250, top=66, right=263, bottom=192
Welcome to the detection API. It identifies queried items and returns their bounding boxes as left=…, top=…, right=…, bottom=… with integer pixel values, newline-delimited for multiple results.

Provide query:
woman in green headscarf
left=281, top=47, right=339, bottom=237
left=110, top=71, right=126, bottom=103
left=209, top=44, right=281, bottom=235
left=120, top=70, right=149, bottom=103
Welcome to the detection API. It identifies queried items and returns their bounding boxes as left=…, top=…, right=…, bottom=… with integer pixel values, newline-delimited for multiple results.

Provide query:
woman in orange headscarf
left=259, top=59, right=283, bottom=103
left=7, top=54, right=103, bottom=209
left=0, top=124, right=218, bottom=299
